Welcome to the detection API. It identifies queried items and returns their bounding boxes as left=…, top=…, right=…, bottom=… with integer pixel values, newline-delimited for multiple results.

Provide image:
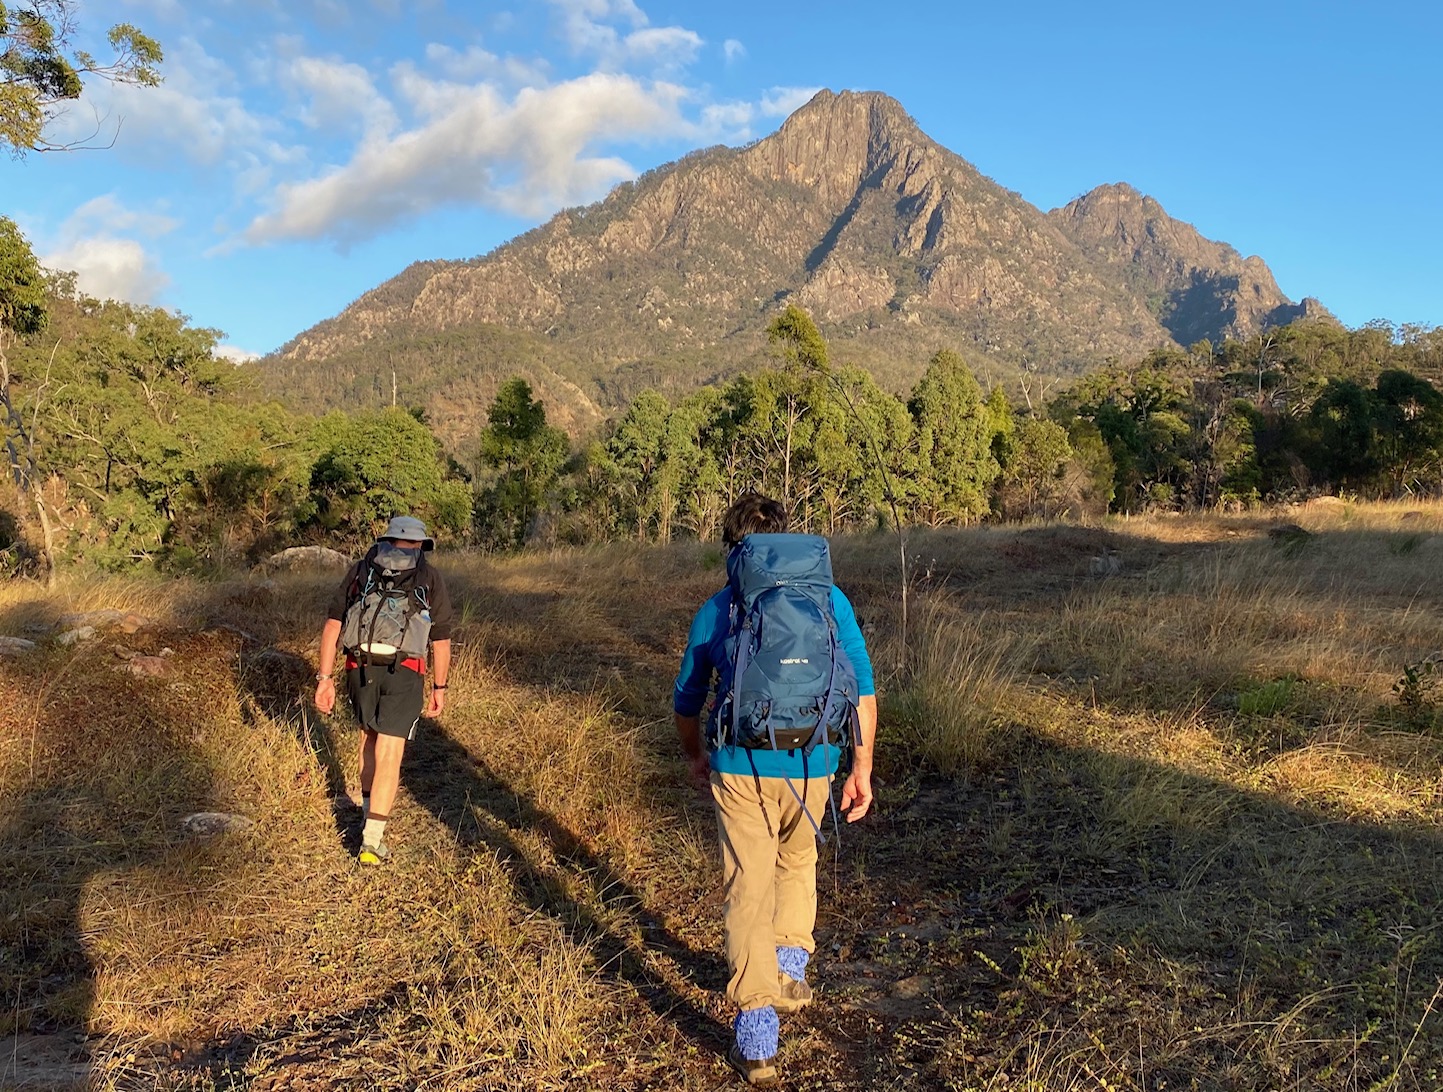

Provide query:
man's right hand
left=688, top=751, right=711, bottom=793
left=315, top=677, right=336, bottom=714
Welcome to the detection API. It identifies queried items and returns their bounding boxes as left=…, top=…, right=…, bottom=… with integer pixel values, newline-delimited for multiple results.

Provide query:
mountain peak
left=267, top=89, right=1322, bottom=445
left=1049, top=183, right=1313, bottom=343
left=778, top=88, right=915, bottom=132
left=741, top=88, right=935, bottom=206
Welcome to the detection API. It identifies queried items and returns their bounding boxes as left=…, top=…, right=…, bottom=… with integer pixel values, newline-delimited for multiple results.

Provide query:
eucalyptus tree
left=0, top=0, right=162, bottom=154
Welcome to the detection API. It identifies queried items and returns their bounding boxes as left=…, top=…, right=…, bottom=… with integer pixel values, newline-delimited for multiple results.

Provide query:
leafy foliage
left=308, top=407, right=470, bottom=550
left=0, top=0, right=162, bottom=155
left=473, top=378, right=569, bottom=549
left=1051, top=322, right=1443, bottom=510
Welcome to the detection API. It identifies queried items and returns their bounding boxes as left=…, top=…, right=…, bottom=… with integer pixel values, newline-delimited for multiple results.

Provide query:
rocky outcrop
left=1047, top=182, right=1335, bottom=345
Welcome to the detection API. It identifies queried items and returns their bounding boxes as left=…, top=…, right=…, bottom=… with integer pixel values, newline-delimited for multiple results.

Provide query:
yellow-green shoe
left=357, top=841, right=390, bottom=866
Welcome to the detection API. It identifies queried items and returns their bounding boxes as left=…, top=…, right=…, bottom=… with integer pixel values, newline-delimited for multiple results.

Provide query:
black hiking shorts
left=346, top=663, right=425, bottom=739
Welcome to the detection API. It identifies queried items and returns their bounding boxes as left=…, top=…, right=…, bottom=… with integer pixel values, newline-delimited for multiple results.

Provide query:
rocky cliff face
left=265, top=90, right=1325, bottom=443
left=1048, top=182, right=1329, bottom=345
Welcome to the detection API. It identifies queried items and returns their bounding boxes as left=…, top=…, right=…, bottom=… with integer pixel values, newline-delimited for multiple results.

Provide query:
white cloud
left=214, top=344, right=262, bottom=363
left=622, top=27, right=703, bottom=72
left=545, top=0, right=702, bottom=72
left=38, top=195, right=177, bottom=305
left=46, top=37, right=290, bottom=169
left=243, top=72, right=693, bottom=245
left=723, top=39, right=746, bottom=63
left=43, top=237, right=170, bottom=304
left=549, top=0, right=647, bottom=55
left=63, top=195, right=180, bottom=239
left=699, top=101, right=756, bottom=137
left=423, top=42, right=551, bottom=87
left=761, top=86, right=823, bottom=117
left=283, top=55, right=398, bottom=136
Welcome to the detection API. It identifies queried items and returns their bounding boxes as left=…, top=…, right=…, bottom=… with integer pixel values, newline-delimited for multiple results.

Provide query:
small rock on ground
left=181, top=812, right=254, bottom=837
left=124, top=655, right=173, bottom=678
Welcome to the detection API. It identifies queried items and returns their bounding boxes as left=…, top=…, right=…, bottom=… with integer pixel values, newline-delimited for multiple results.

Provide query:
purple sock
left=776, top=945, right=809, bottom=983
left=734, top=1006, right=779, bottom=1061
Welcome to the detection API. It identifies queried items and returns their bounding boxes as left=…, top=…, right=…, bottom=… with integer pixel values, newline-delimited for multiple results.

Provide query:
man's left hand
left=840, top=767, right=873, bottom=822
left=425, top=687, right=447, bottom=717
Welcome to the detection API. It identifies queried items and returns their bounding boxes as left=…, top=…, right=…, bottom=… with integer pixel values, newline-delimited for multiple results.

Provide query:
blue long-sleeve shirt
left=673, top=584, right=875, bottom=778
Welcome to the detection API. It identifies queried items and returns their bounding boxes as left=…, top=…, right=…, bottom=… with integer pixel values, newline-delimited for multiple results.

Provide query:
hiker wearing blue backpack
left=313, top=515, right=454, bottom=865
left=674, top=493, right=877, bottom=1086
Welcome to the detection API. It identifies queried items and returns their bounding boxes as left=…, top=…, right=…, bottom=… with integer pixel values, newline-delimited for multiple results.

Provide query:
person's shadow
left=0, top=626, right=221, bottom=1088
left=403, top=718, right=732, bottom=1052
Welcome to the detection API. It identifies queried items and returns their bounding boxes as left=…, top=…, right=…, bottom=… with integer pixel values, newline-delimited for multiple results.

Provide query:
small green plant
left=1392, top=657, right=1441, bottom=731
left=1238, top=677, right=1298, bottom=717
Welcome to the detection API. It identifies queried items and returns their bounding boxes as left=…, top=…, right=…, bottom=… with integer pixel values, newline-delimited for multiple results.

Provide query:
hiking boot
left=357, top=841, right=390, bottom=866
left=774, top=972, right=813, bottom=1015
left=726, top=1043, right=779, bottom=1087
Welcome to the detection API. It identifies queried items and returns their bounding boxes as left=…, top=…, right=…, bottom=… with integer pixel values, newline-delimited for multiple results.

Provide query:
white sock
left=362, top=817, right=387, bottom=847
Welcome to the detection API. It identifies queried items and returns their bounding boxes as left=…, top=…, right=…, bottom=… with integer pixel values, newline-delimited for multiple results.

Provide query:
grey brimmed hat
left=380, top=515, right=435, bottom=550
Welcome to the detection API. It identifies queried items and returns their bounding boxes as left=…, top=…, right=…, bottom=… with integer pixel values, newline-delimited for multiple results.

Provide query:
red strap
left=344, top=656, right=424, bottom=674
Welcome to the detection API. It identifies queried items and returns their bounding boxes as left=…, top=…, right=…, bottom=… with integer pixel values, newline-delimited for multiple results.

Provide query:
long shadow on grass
left=231, top=639, right=357, bottom=849
left=403, top=720, right=731, bottom=1054
left=0, top=632, right=222, bottom=1088
left=821, top=725, right=1443, bottom=1090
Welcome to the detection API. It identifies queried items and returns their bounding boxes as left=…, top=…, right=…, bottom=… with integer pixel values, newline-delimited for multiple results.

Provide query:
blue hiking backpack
left=716, top=533, right=860, bottom=758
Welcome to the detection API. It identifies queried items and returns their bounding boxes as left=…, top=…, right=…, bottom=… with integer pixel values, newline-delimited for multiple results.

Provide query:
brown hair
left=721, top=492, right=788, bottom=548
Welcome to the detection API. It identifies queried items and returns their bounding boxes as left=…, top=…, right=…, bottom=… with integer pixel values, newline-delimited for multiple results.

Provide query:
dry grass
left=5, top=502, right=1443, bottom=1088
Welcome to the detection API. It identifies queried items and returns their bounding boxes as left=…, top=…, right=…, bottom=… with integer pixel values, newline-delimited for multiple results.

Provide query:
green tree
left=474, top=377, right=569, bottom=548
left=1, top=0, right=162, bottom=154
left=1308, top=379, right=1379, bottom=493
left=999, top=417, right=1071, bottom=519
left=1059, top=417, right=1115, bottom=516
left=0, top=215, right=50, bottom=575
left=907, top=349, right=998, bottom=525
left=599, top=389, right=675, bottom=539
left=308, top=407, right=469, bottom=550
left=0, top=216, right=47, bottom=487
left=1373, top=369, right=1443, bottom=495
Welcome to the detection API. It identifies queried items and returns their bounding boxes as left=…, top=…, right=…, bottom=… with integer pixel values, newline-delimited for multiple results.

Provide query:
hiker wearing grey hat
left=313, top=515, right=455, bottom=864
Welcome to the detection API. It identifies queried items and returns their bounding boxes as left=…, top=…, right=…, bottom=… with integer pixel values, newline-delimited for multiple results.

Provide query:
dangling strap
left=746, top=749, right=774, bottom=840
left=783, top=748, right=826, bottom=845
left=811, top=630, right=842, bottom=752
left=822, top=735, right=844, bottom=843
left=729, top=613, right=757, bottom=747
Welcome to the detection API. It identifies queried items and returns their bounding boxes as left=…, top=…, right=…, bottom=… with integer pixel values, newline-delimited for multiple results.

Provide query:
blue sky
left=5, top=0, right=1439, bottom=359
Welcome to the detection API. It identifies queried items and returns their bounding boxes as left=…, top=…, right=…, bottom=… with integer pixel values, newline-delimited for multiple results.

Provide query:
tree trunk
left=33, top=487, right=56, bottom=590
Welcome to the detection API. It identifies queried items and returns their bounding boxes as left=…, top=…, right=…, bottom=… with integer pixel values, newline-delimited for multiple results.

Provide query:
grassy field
left=4, top=501, right=1443, bottom=1090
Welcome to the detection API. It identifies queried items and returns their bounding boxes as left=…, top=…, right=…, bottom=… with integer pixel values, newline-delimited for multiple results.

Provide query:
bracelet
left=432, top=684, right=448, bottom=690
left=316, top=673, right=333, bottom=682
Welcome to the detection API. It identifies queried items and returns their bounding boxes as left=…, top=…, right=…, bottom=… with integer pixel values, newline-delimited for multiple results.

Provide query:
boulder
left=258, top=546, right=351, bottom=573
left=54, top=609, right=155, bottom=634
left=118, top=612, right=154, bottom=635
left=56, top=609, right=124, bottom=630
left=55, top=626, right=96, bottom=646
left=0, top=636, right=37, bottom=656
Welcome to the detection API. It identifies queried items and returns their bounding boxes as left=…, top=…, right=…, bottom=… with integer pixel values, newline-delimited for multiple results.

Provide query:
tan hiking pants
left=710, top=770, right=833, bottom=1011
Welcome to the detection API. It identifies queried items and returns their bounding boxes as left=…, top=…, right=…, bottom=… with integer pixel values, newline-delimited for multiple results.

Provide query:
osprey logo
left=780, top=657, right=810, bottom=665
